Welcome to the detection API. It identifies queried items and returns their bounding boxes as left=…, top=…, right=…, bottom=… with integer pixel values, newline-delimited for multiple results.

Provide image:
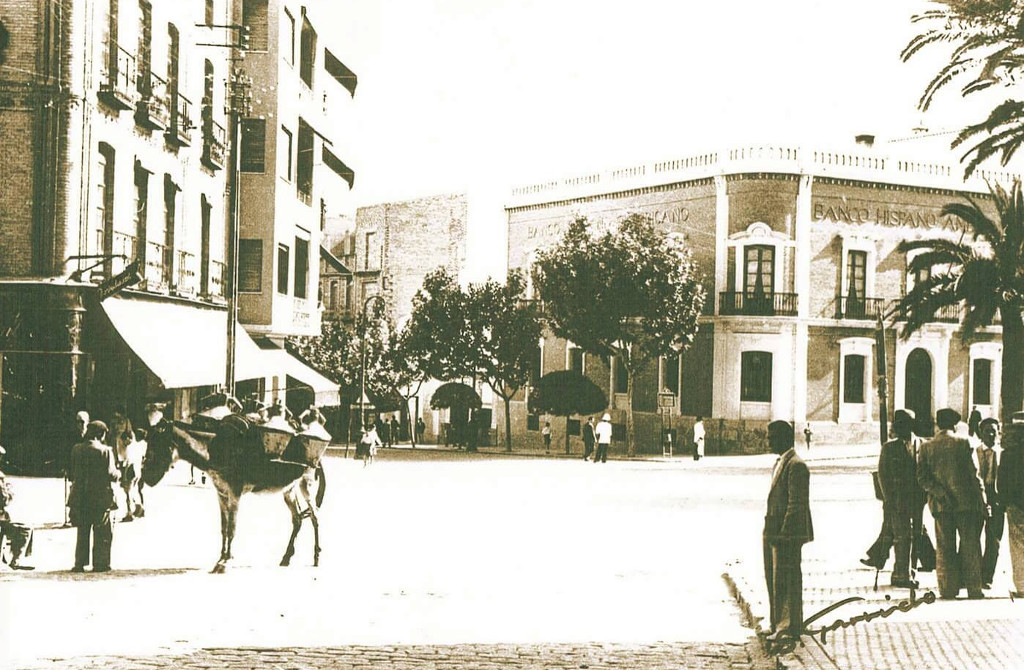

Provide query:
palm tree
left=893, top=179, right=1024, bottom=424
left=902, top=1, right=1024, bottom=176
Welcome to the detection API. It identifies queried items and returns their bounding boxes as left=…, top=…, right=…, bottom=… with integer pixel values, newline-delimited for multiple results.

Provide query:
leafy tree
left=902, top=1, right=1024, bottom=175
left=288, top=318, right=359, bottom=389
left=467, top=271, right=543, bottom=452
left=893, top=179, right=1024, bottom=424
left=402, top=269, right=476, bottom=381
left=430, top=382, right=483, bottom=451
left=533, top=214, right=706, bottom=456
left=527, top=371, right=608, bottom=454
left=370, top=318, right=430, bottom=447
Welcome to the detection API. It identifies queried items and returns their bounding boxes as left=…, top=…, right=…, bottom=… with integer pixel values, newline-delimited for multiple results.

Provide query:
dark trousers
left=934, top=511, right=983, bottom=597
left=887, top=502, right=925, bottom=581
left=583, top=442, right=594, bottom=460
left=865, top=515, right=893, bottom=567
left=594, top=444, right=608, bottom=463
left=764, top=539, right=803, bottom=636
left=74, top=511, right=112, bottom=570
left=982, top=505, right=1005, bottom=586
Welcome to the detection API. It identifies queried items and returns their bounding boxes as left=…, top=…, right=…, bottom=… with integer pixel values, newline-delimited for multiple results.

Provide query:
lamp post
left=359, top=293, right=387, bottom=437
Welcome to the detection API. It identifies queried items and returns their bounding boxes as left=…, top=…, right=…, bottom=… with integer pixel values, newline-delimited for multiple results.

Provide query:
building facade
left=504, top=143, right=1012, bottom=454
left=0, top=0, right=345, bottom=472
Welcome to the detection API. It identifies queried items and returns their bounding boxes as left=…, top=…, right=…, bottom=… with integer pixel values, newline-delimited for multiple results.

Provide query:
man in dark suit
left=68, top=421, right=120, bottom=573
left=917, top=408, right=988, bottom=599
left=976, top=418, right=1003, bottom=589
left=878, top=409, right=927, bottom=588
left=582, top=417, right=596, bottom=461
left=763, top=420, right=813, bottom=643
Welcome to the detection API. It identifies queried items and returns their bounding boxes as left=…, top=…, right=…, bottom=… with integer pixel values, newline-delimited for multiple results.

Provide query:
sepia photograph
left=1, top=1, right=1023, bottom=668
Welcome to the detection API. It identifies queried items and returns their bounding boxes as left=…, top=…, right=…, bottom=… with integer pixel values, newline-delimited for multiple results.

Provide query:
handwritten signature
left=771, top=589, right=937, bottom=654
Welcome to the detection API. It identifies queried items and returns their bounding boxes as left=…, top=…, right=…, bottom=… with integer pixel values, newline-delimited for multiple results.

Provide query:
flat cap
left=935, top=408, right=961, bottom=430
left=894, top=409, right=916, bottom=422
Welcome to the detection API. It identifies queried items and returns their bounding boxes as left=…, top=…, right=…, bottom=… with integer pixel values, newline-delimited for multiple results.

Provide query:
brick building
left=504, top=142, right=1014, bottom=455
left=0, top=0, right=349, bottom=471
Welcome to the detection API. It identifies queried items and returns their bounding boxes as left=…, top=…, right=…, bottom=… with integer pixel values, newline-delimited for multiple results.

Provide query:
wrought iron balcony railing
left=135, top=71, right=170, bottom=130
left=144, top=241, right=171, bottom=290
left=98, top=43, right=136, bottom=110
left=890, top=300, right=962, bottom=324
left=175, top=250, right=196, bottom=295
left=111, top=231, right=137, bottom=276
left=201, top=112, right=226, bottom=170
left=835, top=296, right=885, bottom=320
left=166, top=91, right=193, bottom=146
left=207, top=259, right=226, bottom=299
left=719, top=291, right=798, bottom=317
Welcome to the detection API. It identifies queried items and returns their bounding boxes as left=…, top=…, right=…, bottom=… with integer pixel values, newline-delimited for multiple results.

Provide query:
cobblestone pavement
left=20, top=641, right=775, bottom=670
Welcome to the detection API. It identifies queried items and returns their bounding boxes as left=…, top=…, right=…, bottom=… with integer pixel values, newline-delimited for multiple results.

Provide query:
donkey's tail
left=315, top=463, right=327, bottom=508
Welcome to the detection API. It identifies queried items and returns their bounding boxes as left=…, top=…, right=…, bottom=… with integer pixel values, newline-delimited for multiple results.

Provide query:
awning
left=325, top=49, right=358, bottom=96
left=322, top=146, right=355, bottom=189
left=260, top=348, right=341, bottom=406
left=101, top=296, right=268, bottom=389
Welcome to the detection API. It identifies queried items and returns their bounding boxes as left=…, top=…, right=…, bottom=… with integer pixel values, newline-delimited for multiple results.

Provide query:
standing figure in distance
left=763, top=420, right=813, bottom=644
left=968, top=406, right=982, bottom=439
left=594, top=413, right=612, bottom=464
left=390, top=416, right=401, bottom=447
left=998, top=422, right=1024, bottom=598
left=68, top=421, right=120, bottom=573
left=917, top=407, right=987, bottom=599
left=977, top=418, right=1004, bottom=589
left=415, top=417, right=426, bottom=446
left=542, top=421, right=552, bottom=453
left=878, top=409, right=927, bottom=589
left=582, top=417, right=596, bottom=461
left=692, top=416, right=706, bottom=461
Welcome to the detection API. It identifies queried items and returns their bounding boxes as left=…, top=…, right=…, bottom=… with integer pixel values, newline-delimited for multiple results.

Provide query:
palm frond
left=960, top=300, right=999, bottom=340
left=902, top=29, right=949, bottom=62
left=941, top=201, right=1003, bottom=241
left=921, top=58, right=970, bottom=110
left=896, top=274, right=959, bottom=339
left=897, top=237, right=976, bottom=257
left=907, top=250, right=967, bottom=275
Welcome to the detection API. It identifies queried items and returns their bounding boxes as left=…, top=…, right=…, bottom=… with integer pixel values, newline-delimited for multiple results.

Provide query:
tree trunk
left=1001, top=308, right=1024, bottom=425
left=504, top=394, right=513, bottom=452
left=564, top=415, right=571, bottom=455
left=626, top=366, right=636, bottom=458
left=406, top=397, right=416, bottom=448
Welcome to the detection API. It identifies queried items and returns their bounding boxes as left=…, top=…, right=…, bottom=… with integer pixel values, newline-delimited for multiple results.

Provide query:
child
left=542, top=421, right=552, bottom=452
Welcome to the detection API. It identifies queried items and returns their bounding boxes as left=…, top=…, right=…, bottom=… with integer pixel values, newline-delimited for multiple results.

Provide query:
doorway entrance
left=905, top=348, right=934, bottom=436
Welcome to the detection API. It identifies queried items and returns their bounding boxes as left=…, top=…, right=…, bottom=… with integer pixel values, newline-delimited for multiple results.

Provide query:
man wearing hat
left=68, top=421, right=120, bottom=572
left=0, top=445, right=34, bottom=570
left=594, top=413, right=613, bottom=464
left=877, top=409, right=928, bottom=588
left=917, top=408, right=988, bottom=599
left=976, top=417, right=1004, bottom=589
left=763, top=420, right=813, bottom=643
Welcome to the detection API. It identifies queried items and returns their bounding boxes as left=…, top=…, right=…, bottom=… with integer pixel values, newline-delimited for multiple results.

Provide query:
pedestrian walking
left=917, top=408, right=988, bottom=599
left=969, top=405, right=982, bottom=438
left=390, top=416, right=401, bottom=446
left=692, top=417, right=705, bottom=461
left=68, top=421, right=120, bottom=573
left=0, top=446, right=34, bottom=570
left=582, top=417, right=596, bottom=461
left=998, top=422, right=1024, bottom=598
left=416, top=417, right=426, bottom=445
left=360, top=426, right=382, bottom=467
left=594, top=413, right=612, bottom=463
left=381, top=416, right=393, bottom=448
left=977, top=418, right=1004, bottom=589
left=763, top=420, right=813, bottom=644
left=877, top=409, right=928, bottom=589
left=542, top=421, right=552, bottom=452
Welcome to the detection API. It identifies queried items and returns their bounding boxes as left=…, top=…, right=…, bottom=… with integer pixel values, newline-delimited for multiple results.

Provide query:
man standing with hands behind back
left=68, top=421, right=120, bottom=573
left=763, top=420, right=813, bottom=645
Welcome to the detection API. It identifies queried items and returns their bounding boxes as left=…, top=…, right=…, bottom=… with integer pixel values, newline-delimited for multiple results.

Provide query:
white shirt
left=595, top=420, right=613, bottom=444
left=693, top=422, right=705, bottom=443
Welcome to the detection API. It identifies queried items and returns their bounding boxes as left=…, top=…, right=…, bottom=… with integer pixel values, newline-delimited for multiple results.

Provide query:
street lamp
left=359, top=293, right=387, bottom=438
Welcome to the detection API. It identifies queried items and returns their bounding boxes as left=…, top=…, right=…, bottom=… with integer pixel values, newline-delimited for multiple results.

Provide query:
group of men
left=581, top=414, right=614, bottom=462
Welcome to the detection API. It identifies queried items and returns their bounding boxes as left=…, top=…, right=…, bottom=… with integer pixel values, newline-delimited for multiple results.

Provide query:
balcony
left=207, top=259, right=226, bottom=299
left=144, top=241, right=171, bottom=291
left=835, top=296, right=885, bottom=320
left=165, top=91, right=193, bottom=147
left=719, top=292, right=798, bottom=317
left=98, top=43, right=136, bottom=110
left=201, top=113, right=226, bottom=170
left=891, top=300, right=962, bottom=324
left=175, top=250, right=196, bottom=295
left=135, top=71, right=170, bottom=130
left=111, top=231, right=138, bottom=276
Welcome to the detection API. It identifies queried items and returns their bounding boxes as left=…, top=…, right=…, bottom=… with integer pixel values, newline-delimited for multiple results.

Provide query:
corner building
left=506, top=144, right=1012, bottom=454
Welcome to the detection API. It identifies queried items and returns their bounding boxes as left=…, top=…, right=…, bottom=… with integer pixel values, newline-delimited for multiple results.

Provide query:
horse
left=109, top=412, right=146, bottom=522
left=142, top=410, right=326, bottom=573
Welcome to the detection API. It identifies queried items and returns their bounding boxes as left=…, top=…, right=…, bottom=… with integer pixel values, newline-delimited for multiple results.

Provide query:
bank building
left=504, top=138, right=1013, bottom=453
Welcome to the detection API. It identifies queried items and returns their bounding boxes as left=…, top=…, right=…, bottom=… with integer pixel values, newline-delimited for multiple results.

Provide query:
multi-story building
left=231, top=0, right=356, bottom=409
left=504, top=140, right=1014, bottom=454
left=0, top=0, right=345, bottom=471
left=318, top=244, right=353, bottom=323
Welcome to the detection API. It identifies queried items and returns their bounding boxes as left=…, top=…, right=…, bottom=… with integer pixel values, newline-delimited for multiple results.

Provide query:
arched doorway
left=905, top=348, right=934, bottom=436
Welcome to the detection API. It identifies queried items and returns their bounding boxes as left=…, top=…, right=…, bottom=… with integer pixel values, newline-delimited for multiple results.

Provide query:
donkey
left=109, top=412, right=146, bottom=521
left=142, top=410, right=326, bottom=573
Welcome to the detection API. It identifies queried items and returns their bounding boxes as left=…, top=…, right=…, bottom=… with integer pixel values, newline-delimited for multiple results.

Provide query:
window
left=363, top=231, right=376, bottom=270
left=567, top=419, right=581, bottom=436
left=277, top=244, right=290, bottom=294
left=527, top=414, right=540, bottom=431
left=847, top=250, right=867, bottom=301
left=94, top=144, right=116, bottom=269
left=974, top=359, right=993, bottom=405
left=163, top=176, right=178, bottom=282
left=613, top=356, right=628, bottom=395
left=329, top=280, right=339, bottom=309
left=200, top=196, right=211, bottom=294
left=280, top=126, right=293, bottom=181
left=661, top=355, right=680, bottom=395
left=299, top=16, right=316, bottom=88
left=137, top=1, right=152, bottom=94
left=167, top=24, right=179, bottom=99
left=282, top=8, right=295, bottom=65
left=133, top=164, right=148, bottom=264
left=843, top=354, right=866, bottom=404
left=242, top=0, right=268, bottom=51
left=239, top=118, right=266, bottom=172
left=740, top=351, right=772, bottom=403
left=238, top=239, right=262, bottom=292
left=103, top=0, right=119, bottom=73
left=203, top=59, right=214, bottom=120
left=743, top=245, right=774, bottom=296
left=344, top=277, right=352, bottom=310
left=530, top=344, right=542, bottom=385
left=204, top=0, right=214, bottom=25
left=568, top=346, right=584, bottom=374
left=294, top=237, right=309, bottom=299
left=913, top=264, right=930, bottom=289
left=296, top=119, right=314, bottom=202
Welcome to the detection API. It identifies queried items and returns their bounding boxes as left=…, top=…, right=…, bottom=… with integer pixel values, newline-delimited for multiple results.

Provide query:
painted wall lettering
left=812, top=200, right=964, bottom=231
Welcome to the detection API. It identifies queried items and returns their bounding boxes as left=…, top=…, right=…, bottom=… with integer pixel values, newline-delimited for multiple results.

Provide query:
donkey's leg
left=299, top=469, right=322, bottom=567
left=280, top=486, right=303, bottom=567
left=212, top=480, right=237, bottom=573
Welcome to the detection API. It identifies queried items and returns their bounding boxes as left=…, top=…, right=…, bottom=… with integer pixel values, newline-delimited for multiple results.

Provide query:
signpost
left=658, top=392, right=676, bottom=457
left=875, top=314, right=888, bottom=444
left=97, top=261, right=143, bottom=300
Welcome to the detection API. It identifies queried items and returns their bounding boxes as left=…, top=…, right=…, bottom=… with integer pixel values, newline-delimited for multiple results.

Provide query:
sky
left=330, top=0, right=1002, bottom=280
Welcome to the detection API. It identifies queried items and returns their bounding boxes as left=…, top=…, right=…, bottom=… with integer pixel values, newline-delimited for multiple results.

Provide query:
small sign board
left=98, top=261, right=143, bottom=300
left=657, top=392, right=676, bottom=409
